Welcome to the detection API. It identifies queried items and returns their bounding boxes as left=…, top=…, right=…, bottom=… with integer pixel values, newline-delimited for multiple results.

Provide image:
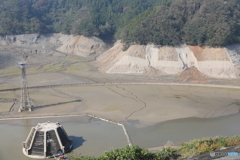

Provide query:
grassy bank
left=180, top=135, right=240, bottom=158
left=68, top=135, right=240, bottom=160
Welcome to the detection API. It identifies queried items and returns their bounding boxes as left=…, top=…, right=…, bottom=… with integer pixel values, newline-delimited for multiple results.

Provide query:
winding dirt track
left=1, top=82, right=240, bottom=92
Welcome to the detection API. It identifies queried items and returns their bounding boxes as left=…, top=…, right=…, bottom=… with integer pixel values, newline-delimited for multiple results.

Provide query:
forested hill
left=122, top=0, right=240, bottom=46
left=0, top=0, right=164, bottom=35
left=0, top=0, right=240, bottom=46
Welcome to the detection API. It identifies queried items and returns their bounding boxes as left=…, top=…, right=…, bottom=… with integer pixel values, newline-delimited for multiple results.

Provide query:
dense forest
left=0, top=0, right=165, bottom=35
left=121, top=0, right=240, bottom=46
left=0, top=0, right=240, bottom=46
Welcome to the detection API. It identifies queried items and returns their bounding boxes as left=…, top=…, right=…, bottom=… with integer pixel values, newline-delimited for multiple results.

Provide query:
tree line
left=0, top=0, right=239, bottom=46
left=121, top=0, right=240, bottom=46
left=0, top=0, right=164, bottom=35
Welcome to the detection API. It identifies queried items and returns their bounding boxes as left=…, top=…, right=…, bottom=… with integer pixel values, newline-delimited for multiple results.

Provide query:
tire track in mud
left=54, top=72, right=99, bottom=83
left=28, top=71, right=99, bottom=83
left=104, top=86, right=139, bottom=103
left=50, top=87, right=84, bottom=112
left=104, top=85, right=147, bottom=121
left=115, top=85, right=147, bottom=120
left=0, top=75, right=19, bottom=85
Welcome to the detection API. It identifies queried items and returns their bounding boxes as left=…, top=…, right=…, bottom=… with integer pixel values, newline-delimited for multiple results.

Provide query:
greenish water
left=1, top=113, right=240, bottom=160
left=0, top=116, right=128, bottom=160
left=126, top=113, right=240, bottom=148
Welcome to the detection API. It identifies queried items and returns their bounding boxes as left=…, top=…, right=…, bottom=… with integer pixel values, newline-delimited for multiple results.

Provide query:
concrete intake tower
left=22, top=121, right=73, bottom=159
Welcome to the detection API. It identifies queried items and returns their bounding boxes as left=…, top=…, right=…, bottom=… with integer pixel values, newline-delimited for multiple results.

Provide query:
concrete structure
left=18, top=61, right=32, bottom=112
left=22, top=122, right=73, bottom=159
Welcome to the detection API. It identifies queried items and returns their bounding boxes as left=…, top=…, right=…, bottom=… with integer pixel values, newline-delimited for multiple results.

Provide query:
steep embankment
left=1, top=33, right=240, bottom=79
left=96, top=42, right=240, bottom=78
left=0, top=34, right=108, bottom=57
left=56, top=35, right=107, bottom=57
left=97, top=41, right=147, bottom=74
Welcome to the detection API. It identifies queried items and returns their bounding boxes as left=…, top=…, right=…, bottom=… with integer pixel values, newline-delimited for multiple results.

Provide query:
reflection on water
left=0, top=115, right=128, bottom=160
left=126, top=113, right=240, bottom=148
left=69, top=136, right=85, bottom=150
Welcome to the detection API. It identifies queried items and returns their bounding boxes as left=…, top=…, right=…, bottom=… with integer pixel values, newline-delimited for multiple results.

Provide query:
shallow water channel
left=0, top=115, right=128, bottom=160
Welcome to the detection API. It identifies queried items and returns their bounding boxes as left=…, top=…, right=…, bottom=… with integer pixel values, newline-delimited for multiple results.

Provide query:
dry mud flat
left=0, top=46, right=240, bottom=127
left=2, top=84, right=240, bottom=128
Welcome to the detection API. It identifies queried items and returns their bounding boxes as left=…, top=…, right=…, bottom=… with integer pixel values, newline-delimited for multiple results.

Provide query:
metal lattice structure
left=18, top=62, right=32, bottom=112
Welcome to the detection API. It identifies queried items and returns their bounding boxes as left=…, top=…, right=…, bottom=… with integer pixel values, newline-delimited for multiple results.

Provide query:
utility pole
left=18, top=62, right=32, bottom=112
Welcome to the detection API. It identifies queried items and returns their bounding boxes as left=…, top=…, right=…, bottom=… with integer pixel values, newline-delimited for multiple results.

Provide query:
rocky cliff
left=0, top=33, right=108, bottom=57
left=96, top=41, right=240, bottom=78
left=1, top=33, right=240, bottom=79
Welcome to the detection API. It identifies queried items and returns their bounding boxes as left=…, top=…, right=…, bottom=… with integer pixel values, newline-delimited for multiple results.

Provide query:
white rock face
left=0, top=33, right=63, bottom=47
left=0, top=33, right=108, bottom=57
left=107, top=56, right=148, bottom=74
left=198, top=61, right=236, bottom=78
left=225, top=44, right=240, bottom=76
left=0, top=33, right=239, bottom=78
left=97, top=41, right=148, bottom=74
left=152, top=45, right=199, bottom=74
left=57, top=35, right=107, bottom=57
left=97, top=42, right=240, bottom=78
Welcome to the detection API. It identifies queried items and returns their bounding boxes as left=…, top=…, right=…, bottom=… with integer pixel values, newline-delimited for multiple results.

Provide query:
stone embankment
left=96, top=41, right=240, bottom=78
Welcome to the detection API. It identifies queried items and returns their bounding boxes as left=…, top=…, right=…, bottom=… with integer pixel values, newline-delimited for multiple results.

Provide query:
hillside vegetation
left=0, top=0, right=164, bottom=35
left=121, top=0, right=240, bottom=46
left=0, top=0, right=240, bottom=46
left=68, top=135, right=240, bottom=160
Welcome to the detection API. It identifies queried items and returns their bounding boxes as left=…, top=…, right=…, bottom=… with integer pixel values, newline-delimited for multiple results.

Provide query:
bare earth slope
left=179, top=66, right=208, bottom=83
left=96, top=42, right=240, bottom=78
left=57, top=35, right=108, bottom=57
left=1, top=33, right=240, bottom=79
left=0, top=33, right=109, bottom=57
